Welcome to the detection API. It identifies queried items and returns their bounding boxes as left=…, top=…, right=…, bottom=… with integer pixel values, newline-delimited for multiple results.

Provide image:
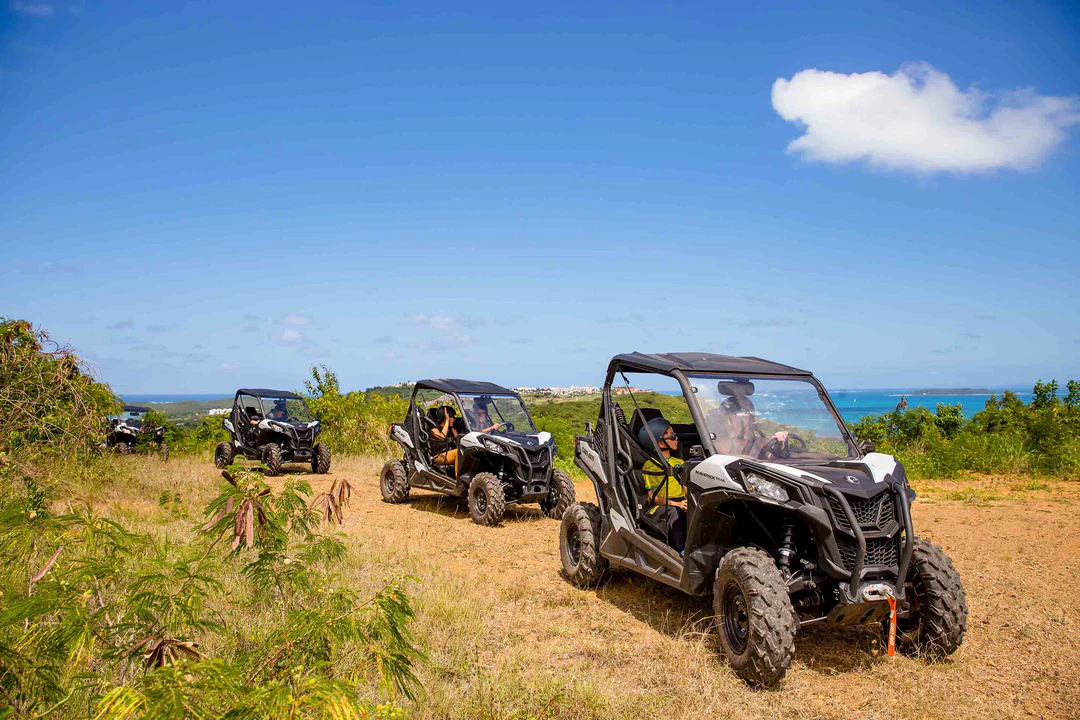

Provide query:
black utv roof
left=121, top=404, right=151, bottom=413
left=237, top=388, right=305, bottom=400
left=415, top=379, right=515, bottom=395
left=610, top=352, right=812, bottom=377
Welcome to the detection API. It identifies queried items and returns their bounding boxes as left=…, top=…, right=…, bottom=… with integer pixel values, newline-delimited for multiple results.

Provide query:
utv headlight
left=480, top=437, right=507, bottom=454
left=742, top=472, right=789, bottom=502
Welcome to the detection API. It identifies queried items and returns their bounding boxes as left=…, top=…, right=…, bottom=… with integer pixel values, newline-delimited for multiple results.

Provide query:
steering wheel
left=760, top=433, right=808, bottom=460
left=499, top=422, right=515, bottom=433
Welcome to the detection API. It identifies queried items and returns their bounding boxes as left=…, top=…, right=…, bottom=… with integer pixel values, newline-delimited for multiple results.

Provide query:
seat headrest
left=629, top=407, right=663, bottom=437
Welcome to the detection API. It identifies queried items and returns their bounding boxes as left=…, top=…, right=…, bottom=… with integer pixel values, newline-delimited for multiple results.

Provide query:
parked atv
left=106, top=405, right=169, bottom=460
left=382, top=379, right=575, bottom=525
left=561, top=353, right=967, bottom=686
left=215, top=388, right=330, bottom=476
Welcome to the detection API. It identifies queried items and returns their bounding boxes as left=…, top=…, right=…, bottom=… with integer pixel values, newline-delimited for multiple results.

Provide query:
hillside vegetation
left=851, top=381, right=1080, bottom=478
left=0, top=319, right=420, bottom=718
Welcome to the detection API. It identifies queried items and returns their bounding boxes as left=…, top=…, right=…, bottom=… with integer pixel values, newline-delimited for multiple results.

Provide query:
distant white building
left=208, top=408, right=230, bottom=416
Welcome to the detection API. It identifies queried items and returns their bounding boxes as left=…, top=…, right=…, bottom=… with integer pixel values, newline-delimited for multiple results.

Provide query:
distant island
left=909, top=388, right=999, bottom=396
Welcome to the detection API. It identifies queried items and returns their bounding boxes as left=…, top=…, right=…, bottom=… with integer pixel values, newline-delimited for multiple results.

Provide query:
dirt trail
left=296, top=460, right=1080, bottom=719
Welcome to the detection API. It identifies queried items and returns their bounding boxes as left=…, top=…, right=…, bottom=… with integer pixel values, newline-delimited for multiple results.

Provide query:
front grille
left=837, top=537, right=898, bottom=570
left=828, top=490, right=894, bottom=532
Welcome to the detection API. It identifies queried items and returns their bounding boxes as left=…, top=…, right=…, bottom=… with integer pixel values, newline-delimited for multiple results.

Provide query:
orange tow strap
left=887, top=595, right=897, bottom=657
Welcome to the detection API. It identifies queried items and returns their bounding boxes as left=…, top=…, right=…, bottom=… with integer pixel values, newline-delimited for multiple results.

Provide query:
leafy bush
left=851, top=380, right=1080, bottom=478
left=305, top=366, right=409, bottom=458
left=0, top=318, right=119, bottom=464
left=0, top=466, right=422, bottom=718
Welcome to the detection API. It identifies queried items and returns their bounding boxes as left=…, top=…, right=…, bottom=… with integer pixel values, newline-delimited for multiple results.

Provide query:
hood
left=755, top=452, right=909, bottom=498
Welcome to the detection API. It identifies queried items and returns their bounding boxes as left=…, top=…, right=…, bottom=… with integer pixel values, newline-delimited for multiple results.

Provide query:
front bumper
left=820, top=481, right=914, bottom=601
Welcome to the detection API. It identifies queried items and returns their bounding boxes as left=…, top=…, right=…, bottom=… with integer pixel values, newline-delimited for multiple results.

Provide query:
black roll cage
left=602, top=360, right=862, bottom=462
left=408, top=384, right=536, bottom=436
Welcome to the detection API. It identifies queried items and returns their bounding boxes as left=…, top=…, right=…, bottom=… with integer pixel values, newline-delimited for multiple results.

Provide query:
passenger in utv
left=269, top=400, right=289, bottom=421
left=709, top=381, right=789, bottom=459
left=638, top=417, right=687, bottom=553
left=430, top=406, right=460, bottom=475
left=467, top=397, right=504, bottom=434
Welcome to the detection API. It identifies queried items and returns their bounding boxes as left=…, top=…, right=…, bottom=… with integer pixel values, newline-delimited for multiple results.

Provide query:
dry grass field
left=75, top=456, right=1080, bottom=720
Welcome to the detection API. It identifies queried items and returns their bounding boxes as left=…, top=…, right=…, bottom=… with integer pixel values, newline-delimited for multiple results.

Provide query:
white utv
left=561, top=353, right=967, bottom=686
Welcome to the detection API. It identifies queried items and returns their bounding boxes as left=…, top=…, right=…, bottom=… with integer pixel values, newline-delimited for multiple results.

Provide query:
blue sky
left=2, top=1, right=1078, bottom=393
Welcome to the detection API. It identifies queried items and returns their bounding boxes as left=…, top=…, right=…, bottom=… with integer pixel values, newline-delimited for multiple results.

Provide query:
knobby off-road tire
left=560, top=502, right=608, bottom=587
left=117, top=443, right=132, bottom=455
left=312, top=444, right=331, bottom=474
left=160, top=442, right=170, bottom=462
left=214, top=442, right=233, bottom=469
left=468, top=472, right=506, bottom=526
left=540, top=469, right=576, bottom=519
left=891, top=537, right=968, bottom=658
left=714, top=547, right=796, bottom=687
left=380, top=460, right=411, bottom=504
left=262, top=443, right=283, bottom=476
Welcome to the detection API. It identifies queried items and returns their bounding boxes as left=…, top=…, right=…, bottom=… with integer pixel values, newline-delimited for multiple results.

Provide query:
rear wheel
left=714, top=547, right=796, bottom=687
left=380, top=460, right=411, bottom=503
left=468, top=472, right=505, bottom=526
left=890, top=538, right=968, bottom=658
left=560, top=502, right=608, bottom=587
left=159, top=441, right=170, bottom=462
left=262, top=443, right=282, bottom=476
left=540, top=468, right=576, bottom=519
left=214, top=442, right=233, bottom=469
left=312, top=444, right=331, bottom=474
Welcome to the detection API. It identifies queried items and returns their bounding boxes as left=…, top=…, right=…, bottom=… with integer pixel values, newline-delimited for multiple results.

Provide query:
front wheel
left=159, top=441, right=170, bottom=462
left=312, top=444, right=331, bottom=474
left=380, top=460, right=411, bottom=503
left=214, top=442, right=233, bottom=469
left=714, top=547, right=796, bottom=687
left=540, top=469, right=576, bottom=519
left=468, top=472, right=505, bottom=526
left=890, top=538, right=968, bottom=658
left=560, top=502, right=608, bottom=587
left=262, top=443, right=282, bottom=476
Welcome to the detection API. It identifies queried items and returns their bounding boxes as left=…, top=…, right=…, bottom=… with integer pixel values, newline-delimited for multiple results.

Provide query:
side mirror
left=585, top=421, right=593, bottom=434
left=858, top=438, right=876, bottom=454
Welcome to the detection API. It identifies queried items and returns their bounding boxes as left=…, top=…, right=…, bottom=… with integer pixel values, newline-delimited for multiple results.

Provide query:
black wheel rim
left=566, top=524, right=581, bottom=566
left=722, top=581, right=750, bottom=655
left=546, top=482, right=558, bottom=506
left=475, top=487, right=488, bottom=514
left=382, top=470, right=392, bottom=494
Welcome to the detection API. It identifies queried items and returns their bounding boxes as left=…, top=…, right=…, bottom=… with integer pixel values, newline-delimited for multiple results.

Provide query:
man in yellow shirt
left=638, top=417, right=687, bottom=552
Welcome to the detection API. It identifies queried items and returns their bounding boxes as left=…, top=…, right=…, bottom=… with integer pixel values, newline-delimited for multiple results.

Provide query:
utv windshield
left=459, top=394, right=536, bottom=434
left=112, top=410, right=146, bottom=428
left=259, top=397, right=313, bottom=423
left=689, top=375, right=857, bottom=461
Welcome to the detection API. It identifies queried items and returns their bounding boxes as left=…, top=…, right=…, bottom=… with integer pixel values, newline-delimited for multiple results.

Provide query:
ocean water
left=829, top=390, right=1033, bottom=426
left=121, top=393, right=232, bottom=404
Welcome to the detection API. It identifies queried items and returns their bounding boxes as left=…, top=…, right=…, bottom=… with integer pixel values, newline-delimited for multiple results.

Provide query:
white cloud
left=274, top=328, right=303, bottom=344
left=406, top=313, right=461, bottom=332
left=282, top=313, right=312, bottom=326
left=772, top=63, right=1080, bottom=173
left=218, top=362, right=238, bottom=372
left=11, top=1, right=54, bottom=16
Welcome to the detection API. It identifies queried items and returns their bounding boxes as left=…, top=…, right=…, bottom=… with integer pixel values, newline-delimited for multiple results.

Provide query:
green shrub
left=0, top=318, right=119, bottom=463
left=852, top=380, right=1080, bottom=479
left=305, top=366, right=409, bottom=458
